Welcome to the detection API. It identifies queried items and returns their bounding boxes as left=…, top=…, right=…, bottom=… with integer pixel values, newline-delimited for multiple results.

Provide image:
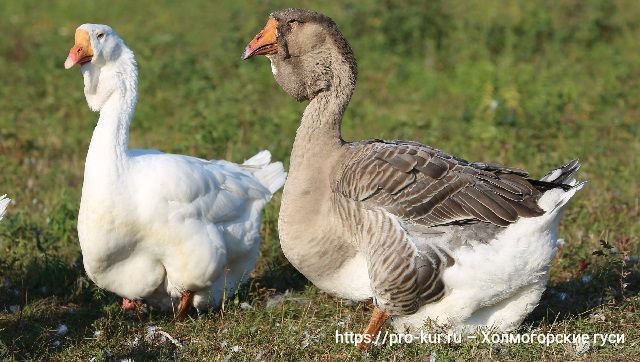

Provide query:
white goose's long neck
left=83, top=52, right=137, bottom=192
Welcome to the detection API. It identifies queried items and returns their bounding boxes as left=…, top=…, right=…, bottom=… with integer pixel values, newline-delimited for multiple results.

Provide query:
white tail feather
left=537, top=160, right=585, bottom=212
left=242, top=151, right=286, bottom=195
left=243, top=150, right=272, bottom=168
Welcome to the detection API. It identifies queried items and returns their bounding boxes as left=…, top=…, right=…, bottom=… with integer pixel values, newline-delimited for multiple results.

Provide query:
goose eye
left=287, top=20, right=299, bottom=29
left=97, top=33, right=105, bottom=39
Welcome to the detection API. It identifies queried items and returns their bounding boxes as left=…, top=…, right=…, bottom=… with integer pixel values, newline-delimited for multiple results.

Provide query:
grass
left=0, top=0, right=639, bottom=360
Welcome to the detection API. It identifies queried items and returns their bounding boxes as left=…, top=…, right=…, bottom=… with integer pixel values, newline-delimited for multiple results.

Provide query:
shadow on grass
left=526, top=250, right=640, bottom=326
left=252, top=260, right=309, bottom=293
left=0, top=298, right=102, bottom=359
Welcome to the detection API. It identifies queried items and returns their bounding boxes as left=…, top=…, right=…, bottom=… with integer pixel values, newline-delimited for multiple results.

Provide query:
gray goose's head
left=243, top=8, right=357, bottom=102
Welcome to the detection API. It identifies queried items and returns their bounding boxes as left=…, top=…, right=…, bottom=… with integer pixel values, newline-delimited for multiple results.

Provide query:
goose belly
left=313, top=252, right=372, bottom=301
left=78, top=208, right=165, bottom=299
left=279, top=219, right=372, bottom=301
left=79, top=236, right=166, bottom=300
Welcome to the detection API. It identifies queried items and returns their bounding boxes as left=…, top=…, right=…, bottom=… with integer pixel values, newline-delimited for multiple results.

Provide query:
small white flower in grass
left=55, top=323, right=69, bottom=336
left=255, top=350, right=269, bottom=360
left=93, top=330, right=103, bottom=339
left=590, top=313, right=606, bottom=321
left=231, top=345, right=242, bottom=352
left=337, top=315, right=351, bottom=327
left=144, top=326, right=182, bottom=348
left=581, top=274, right=593, bottom=283
left=240, top=302, right=253, bottom=310
left=574, top=338, right=590, bottom=355
left=51, top=340, right=61, bottom=348
left=301, top=331, right=320, bottom=348
left=489, top=100, right=499, bottom=109
left=145, top=326, right=159, bottom=343
left=0, top=195, right=10, bottom=221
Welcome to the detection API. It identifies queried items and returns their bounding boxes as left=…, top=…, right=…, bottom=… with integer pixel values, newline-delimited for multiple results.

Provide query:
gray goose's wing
left=337, top=140, right=546, bottom=226
left=333, top=139, right=547, bottom=314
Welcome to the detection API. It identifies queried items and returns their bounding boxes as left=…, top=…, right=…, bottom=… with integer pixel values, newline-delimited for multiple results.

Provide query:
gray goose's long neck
left=84, top=55, right=137, bottom=190
left=279, top=43, right=358, bottom=277
left=290, top=47, right=356, bottom=169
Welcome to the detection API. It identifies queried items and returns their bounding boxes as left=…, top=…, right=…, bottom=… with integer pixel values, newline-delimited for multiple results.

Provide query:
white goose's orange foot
left=122, top=298, right=146, bottom=323
left=174, top=290, right=195, bottom=321
left=122, top=298, right=137, bottom=310
left=357, top=306, right=390, bottom=351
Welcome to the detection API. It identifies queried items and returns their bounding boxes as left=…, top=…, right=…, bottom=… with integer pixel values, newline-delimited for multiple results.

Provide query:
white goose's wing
left=130, top=152, right=271, bottom=226
left=334, top=139, right=570, bottom=314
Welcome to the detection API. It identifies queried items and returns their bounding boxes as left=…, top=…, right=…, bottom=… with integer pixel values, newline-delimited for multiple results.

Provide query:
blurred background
left=0, top=0, right=638, bottom=359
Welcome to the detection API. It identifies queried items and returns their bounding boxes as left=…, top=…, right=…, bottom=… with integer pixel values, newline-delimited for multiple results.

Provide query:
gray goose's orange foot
left=174, top=290, right=195, bottom=321
left=357, top=306, right=390, bottom=351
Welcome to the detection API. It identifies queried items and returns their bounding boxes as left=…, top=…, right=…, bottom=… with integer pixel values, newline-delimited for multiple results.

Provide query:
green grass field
left=1, top=0, right=639, bottom=360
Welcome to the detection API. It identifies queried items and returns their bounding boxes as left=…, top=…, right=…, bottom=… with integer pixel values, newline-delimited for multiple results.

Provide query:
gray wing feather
left=363, top=211, right=453, bottom=315
left=336, top=140, right=545, bottom=226
left=334, top=140, right=552, bottom=315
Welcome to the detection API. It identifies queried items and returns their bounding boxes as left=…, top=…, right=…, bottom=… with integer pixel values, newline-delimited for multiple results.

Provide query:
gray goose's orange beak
left=242, top=17, right=278, bottom=60
left=64, top=29, right=94, bottom=69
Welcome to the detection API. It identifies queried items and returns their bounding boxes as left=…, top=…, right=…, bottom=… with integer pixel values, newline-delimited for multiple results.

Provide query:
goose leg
left=122, top=298, right=145, bottom=323
left=122, top=298, right=137, bottom=310
left=357, top=306, right=390, bottom=350
left=175, top=290, right=195, bottom=321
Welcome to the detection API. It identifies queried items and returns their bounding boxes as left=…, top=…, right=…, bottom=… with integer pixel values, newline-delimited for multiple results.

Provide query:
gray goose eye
left=97, top=33, right=105, bottom=39
left=287, top=20, right=300, bottom=30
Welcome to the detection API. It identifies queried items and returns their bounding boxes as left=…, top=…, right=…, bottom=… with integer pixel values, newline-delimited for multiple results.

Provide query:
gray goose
left=243, top=8, right=584, bottom=349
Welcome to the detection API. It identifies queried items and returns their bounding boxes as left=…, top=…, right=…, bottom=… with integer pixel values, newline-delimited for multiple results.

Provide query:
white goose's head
left=64, top=24, right=136, bottom=112
left=64, top=24, right=125, bottom=69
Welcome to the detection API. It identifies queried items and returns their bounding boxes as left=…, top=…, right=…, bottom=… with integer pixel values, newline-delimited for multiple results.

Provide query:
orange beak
left=64, top=29, right=94, bottom=69
left=242, top=17, right=278, bottom=60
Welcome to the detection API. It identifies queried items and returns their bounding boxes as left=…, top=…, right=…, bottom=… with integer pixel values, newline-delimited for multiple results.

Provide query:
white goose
left=64, top=24, right=285, bottom=319
left=244, top=8, right=584, bottom=347
left=0, top=195, right=9, bottom=221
